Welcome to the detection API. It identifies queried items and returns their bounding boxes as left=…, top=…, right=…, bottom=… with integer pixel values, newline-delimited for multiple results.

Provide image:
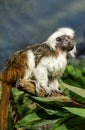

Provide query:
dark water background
left=0, top=0, right=85, bottom=72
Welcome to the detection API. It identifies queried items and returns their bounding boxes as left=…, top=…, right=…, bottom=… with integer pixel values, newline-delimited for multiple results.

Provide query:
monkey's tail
left=0, top=82, right=25, bottom=130
left=0, top=81, right=11, bottom=130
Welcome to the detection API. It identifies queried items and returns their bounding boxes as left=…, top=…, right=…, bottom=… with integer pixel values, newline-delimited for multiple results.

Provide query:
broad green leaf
left=63, top=64, right=85, bottom=88
left=53, top=124, right=68, bottom=130
left=53, top=116, right=71, bottom=130
left=60, top=81, right=85, bottom=98
left=63, top=107, right=85, bottom=118
left=38, top=106, right=68, bottom=119
left=16, top=112, right=41, bottom=128
left=28, top=95, right=74, bottom=109
left=16, top=109, right=59, bottom=129
left=53, top=116, right=85, bottom=130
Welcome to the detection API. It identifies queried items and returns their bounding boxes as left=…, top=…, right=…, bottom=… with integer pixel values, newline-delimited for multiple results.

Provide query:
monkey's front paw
left=28, top=79, right=40, bottom=92
left=16, top=78, right=28, bottom=89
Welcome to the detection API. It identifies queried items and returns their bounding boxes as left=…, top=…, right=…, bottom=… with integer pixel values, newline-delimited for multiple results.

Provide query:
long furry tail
left=0, top=82, right=11, bottom=130
left=0, top=73, right=25, bottom=130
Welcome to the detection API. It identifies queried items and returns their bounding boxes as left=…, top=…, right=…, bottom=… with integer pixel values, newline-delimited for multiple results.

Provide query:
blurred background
left=1, top=1, right=85, bottom=129
left=0, top=0, right=85, bottom=72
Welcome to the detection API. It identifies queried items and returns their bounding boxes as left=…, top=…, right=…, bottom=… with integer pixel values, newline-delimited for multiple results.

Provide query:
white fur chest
left=47, top=53, right=67, bottom=77
left=35, top=52, right=67, bottom=78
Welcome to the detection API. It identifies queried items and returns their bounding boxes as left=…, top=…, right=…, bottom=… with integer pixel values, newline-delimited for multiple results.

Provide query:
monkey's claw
left=16, top=79, right=22, bottom=88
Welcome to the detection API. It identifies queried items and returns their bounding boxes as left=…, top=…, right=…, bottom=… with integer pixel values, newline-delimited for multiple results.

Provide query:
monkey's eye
left=56, top=37, right=62, bottom=42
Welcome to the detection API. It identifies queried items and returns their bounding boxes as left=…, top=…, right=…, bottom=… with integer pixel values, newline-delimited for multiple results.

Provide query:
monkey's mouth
left=67, top=44, right=74, bottom=51
left=62, top=42, right=74, bottom=51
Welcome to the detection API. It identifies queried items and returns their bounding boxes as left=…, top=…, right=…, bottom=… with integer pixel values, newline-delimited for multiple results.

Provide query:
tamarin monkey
left=0, top=27, right=76, bottom=130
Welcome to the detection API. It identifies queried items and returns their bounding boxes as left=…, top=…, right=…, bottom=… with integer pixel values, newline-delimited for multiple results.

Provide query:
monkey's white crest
left=46, top=27, right=75, bottom=50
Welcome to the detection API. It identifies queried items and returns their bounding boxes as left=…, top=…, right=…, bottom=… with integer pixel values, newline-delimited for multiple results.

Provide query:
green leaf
left=63, top=64, right=85, bottom=88
left=60, top=81, right=85, bottom=98
left=27, top=95, right=73, bottom=109
left=16, top=108, right=60, bottom=129
left=53, top=116, right=85, bottom=130
left=16, top=112, right=41, bottom=129
left=53, top=116, right=71, bottom=130
left=63, top=107, right=85, bottom=118
left=53, top=124, right=68, bottom=130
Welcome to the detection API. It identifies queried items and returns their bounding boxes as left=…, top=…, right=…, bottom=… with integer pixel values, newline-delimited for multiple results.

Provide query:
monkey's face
left=56, top=35, right=74, bottom=51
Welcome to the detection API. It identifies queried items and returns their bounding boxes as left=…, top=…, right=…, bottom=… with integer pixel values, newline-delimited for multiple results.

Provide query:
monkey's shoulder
left=3, top=42, right=54, bottom=72
left=23, top=43, right=52, bottom=66
left=25, top=43, right=51, bottom=56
